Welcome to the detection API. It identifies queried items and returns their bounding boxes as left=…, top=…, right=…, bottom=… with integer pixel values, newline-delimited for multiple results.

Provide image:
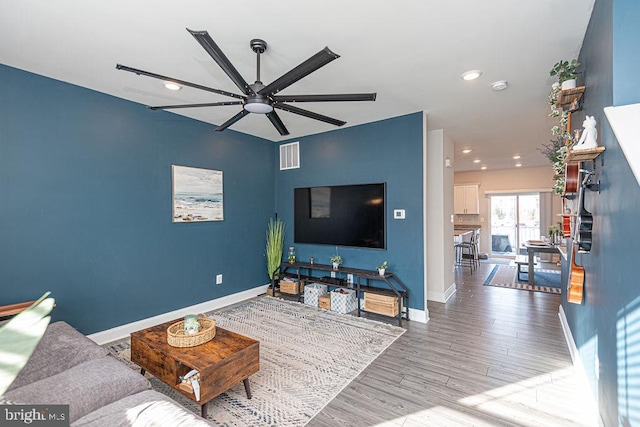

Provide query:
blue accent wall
left=274, top=113, right=425, bottom=310
left=562, top=0, right=640, bottom=425
left=613, top=0, right=640, bottom=106
left=0, top=64, right=276, bottom=334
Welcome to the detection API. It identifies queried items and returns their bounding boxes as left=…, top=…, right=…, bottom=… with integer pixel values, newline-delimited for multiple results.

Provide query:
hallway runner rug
left=483, top=264, right=561, bottom=295
left=106, top=296, right=405, bottom=426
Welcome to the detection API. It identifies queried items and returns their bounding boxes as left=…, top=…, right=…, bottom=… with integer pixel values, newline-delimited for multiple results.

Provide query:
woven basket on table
left=167, top=315, right=216, bottom=348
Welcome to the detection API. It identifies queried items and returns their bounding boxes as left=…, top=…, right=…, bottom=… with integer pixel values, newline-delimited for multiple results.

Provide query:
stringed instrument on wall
left=575, top=169, right=594, bottom=253
left=568, top=245, right=584, bottom=304
left=567, top=168, right=593, bottom=304
left=562, top=162, right=580, bottom=238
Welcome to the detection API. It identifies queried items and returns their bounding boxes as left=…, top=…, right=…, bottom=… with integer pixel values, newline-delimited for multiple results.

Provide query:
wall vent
left=280, top=142, right=300, bottom=170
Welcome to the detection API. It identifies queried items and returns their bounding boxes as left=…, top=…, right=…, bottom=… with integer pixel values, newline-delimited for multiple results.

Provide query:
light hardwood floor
left=309, top=259, right=600, bottom=426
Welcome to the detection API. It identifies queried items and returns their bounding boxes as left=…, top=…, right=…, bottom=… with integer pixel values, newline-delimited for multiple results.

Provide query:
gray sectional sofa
left=4, top=321, right=215, bottom=426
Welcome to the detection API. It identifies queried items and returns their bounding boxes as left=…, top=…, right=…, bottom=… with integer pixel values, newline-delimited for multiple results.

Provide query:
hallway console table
left=274, top=261, right=409, bottom=326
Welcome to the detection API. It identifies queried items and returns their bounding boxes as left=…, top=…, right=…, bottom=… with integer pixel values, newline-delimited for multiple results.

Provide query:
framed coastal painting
left=172, top=165, right=223, bottom=222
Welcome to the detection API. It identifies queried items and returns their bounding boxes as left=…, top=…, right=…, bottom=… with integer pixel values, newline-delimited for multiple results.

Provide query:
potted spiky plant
left=265, top=218, right=285, bottom=289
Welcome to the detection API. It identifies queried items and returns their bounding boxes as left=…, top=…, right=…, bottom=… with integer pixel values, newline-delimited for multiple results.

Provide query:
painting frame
left=172, top=165, right=224, bottom=223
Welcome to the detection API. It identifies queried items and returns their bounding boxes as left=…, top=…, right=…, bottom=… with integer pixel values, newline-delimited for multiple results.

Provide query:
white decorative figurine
left=574, top=115, right=598, bottom=150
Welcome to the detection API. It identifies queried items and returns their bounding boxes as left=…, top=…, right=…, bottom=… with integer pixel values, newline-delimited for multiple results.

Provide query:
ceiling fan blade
left=214, top=109, right=250, bottom=132
left=266, top=111, right=290, bottom=136
left=148, top=101, right=243, bottom=110
left=274, top=103, right=346, bottom=127
left=187, top=29, right=254, bottom=96
left=271, top=93, right=377, bottom=103
left=258, top=47, right=339, bottom=96
left=115, top=64, right=244, bottom=100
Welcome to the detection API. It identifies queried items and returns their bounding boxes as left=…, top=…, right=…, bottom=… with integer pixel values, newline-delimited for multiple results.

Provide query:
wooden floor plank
left=308, top=259, right=600, bottom=427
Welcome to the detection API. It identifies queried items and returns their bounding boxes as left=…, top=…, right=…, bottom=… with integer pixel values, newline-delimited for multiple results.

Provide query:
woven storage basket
left=167, top=316, right=216, bottom=348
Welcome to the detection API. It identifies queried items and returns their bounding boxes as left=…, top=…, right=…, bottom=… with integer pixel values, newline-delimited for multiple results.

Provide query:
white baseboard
left=427, top=282, right=456, bottom=303
left=409, top=307, right=429, bottom=323
left=558, top=305, right=604, bottom=426
left=88, top=284, right=270, bottom=345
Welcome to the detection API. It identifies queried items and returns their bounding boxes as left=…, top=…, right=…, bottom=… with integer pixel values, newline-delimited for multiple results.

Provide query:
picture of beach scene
left=172, top=165, right=223, bottom=222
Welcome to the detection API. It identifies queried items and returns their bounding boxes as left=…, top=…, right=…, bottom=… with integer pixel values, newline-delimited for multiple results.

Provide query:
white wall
left=426, top=126, right=455, bottom=303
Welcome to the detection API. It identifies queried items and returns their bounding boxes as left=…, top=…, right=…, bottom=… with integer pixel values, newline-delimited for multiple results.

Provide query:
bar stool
left=455, top=231, right=477, bottom=272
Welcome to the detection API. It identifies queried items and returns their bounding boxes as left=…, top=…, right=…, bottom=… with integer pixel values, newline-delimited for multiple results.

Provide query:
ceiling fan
left=116, top=28, right=376, bottom=136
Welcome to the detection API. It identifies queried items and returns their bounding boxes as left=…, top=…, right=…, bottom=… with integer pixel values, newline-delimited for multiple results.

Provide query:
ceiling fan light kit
left=163, top=81, right=182, bottom=91
left=116, top=29, right=376, bottom=136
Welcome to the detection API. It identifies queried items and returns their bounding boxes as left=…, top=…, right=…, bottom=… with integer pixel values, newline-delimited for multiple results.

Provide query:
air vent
left=280, top=142, right=300, bottom=170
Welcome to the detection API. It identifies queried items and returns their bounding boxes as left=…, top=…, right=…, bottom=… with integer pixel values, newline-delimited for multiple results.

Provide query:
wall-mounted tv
left=294, top=183, right=386, bottom=249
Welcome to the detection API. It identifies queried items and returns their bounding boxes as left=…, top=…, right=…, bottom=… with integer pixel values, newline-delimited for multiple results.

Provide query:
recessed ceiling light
left=163, top=81, right=182, bottom=91
left=461, top=70, right=482, bottom=81
left=462, top=149, right=473, bottom=154
left=491, top=80, right=508, bottom=91
left=513, top=155, right=521, bottom=159
left=473, top=159, right=481, bottom=164
left=515, top=163, right=522, bottom=167
left=481, top=166, right=487, bottom=170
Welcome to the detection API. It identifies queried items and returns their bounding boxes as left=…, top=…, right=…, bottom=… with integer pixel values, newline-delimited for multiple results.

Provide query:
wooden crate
left=280, top=279, right=304, bottom=295
left=364, top=292, right=402, bottom=317
left=318, top=294, right=331, bottom=310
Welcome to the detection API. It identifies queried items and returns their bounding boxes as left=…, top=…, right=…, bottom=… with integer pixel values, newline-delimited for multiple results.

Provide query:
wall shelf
left=565, top=146, right=605, bottom=163
left=556, top=86, right=585, bottom=111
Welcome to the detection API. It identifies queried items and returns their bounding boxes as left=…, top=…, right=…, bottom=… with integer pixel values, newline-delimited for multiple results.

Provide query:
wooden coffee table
left=130, top=319, right=259, bottom=418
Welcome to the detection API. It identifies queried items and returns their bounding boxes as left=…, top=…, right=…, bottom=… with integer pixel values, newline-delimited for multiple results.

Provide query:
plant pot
left=332, top=262, right=339, bottom=270
left=561, top=79, right=577, bottom=90
left=378, top=268, right=385, bottom=276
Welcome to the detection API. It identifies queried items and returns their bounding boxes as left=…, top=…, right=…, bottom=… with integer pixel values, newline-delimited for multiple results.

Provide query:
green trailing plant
left=330, top=254, right=343, bottom=265
left=548, top=83, right=561, bottom=118
left=549, top=59, right=580, bottom=83
left=376, top=261, right=388, bottom=270
left=540, top=137, right=573, bottom=195
left=0, top=292, right=55, bottom=395
left=265, top=218, right=285, bottom=281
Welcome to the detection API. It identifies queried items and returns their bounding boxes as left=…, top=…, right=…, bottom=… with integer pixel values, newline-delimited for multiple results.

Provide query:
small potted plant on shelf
left=376, top=261, right=388, bottom=276
left=550, top=59, right=580, bottom=90
left=330, top=254, right=343, bottom=270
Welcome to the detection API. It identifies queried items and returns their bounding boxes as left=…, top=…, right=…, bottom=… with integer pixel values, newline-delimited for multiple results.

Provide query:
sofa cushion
left=8, top=321, right=109, bottom=391
left=71, top=390, right=216, bottom=427
left=5, top=356, right=150, bottom=423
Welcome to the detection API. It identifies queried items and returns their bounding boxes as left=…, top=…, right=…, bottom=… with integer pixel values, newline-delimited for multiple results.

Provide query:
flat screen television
left=294, top=183, right=386, bottom=249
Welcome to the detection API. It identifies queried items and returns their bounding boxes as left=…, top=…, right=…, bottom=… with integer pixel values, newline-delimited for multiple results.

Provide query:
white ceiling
left=0, top=0, right=594, bottom=171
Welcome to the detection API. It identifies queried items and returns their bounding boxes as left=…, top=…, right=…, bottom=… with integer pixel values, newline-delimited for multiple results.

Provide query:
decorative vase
left=332, top=262, right=339, bottom=270
left=378, top=268, right=385, bottom=276
left=561, top=79, right=577, bottom=90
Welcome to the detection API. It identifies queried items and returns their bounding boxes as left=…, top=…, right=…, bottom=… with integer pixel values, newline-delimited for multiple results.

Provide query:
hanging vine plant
left=540, top=137, right=572, bottom=195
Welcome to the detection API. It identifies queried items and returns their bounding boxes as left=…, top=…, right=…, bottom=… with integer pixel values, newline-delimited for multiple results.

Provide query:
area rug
left=106, top=296, right=405, bottom=426
left=483, top=264, right=561, bottom=294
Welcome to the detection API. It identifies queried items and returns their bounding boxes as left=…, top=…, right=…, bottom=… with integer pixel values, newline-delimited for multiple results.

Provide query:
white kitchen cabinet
left=454, top=185, right=479, bottom=214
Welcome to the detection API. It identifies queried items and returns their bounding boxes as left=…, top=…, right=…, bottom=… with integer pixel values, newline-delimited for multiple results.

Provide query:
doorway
left=489, top=193, right=540, bottom=257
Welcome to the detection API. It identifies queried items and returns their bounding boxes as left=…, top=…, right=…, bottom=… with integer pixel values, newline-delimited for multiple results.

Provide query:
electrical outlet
left=347, top=274, right=354, bottom=284
left=331, top=271, right=336, bottom=278
left=216, top=274, right=223, bottom=285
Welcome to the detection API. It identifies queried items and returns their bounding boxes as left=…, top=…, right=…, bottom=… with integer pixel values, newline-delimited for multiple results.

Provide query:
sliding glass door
left=489, top=193, right=540, bottom=256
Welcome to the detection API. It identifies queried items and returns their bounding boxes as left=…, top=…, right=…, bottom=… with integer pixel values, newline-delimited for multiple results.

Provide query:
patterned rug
left=483, top=264, right=561, bottom=295
left=106, top=296, right=405, bottom=426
